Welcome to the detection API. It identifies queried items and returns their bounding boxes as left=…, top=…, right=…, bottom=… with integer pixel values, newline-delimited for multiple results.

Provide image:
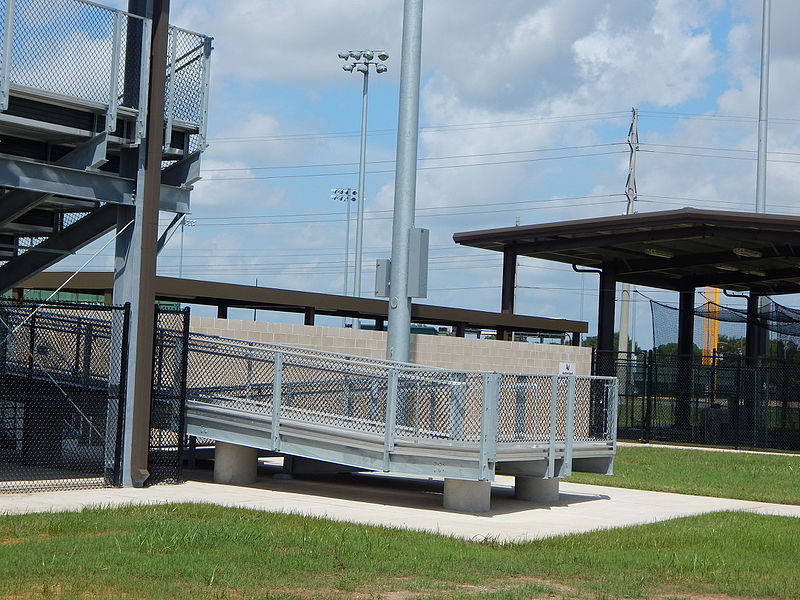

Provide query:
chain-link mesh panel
left=10, top=0, right=117, bottom=104
left=147, top=306, right=189, bottom=485
left=166, top=27, right=207, bottom=125
left=5, top=1, right=210, bottom=133
left=393, top=370, right=484, bottom=442
left=0, top=299, right=128, bottom=493
left=595, top=349, right=799, bottom=450
left=497, top=374, right=552, bottom=442
left=186, top=337, right=276, bottom=414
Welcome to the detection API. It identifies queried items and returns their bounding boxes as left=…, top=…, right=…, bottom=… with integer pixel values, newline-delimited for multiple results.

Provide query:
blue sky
left=85, top=1, right=800, bottom=347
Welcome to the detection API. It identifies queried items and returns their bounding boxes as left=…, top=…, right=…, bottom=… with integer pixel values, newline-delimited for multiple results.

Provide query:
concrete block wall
left=189, top=316, right=591, bottom=375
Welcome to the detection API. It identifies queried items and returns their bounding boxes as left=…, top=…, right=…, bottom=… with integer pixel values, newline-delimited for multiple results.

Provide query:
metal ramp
left=184, top=333, right=618, bottom=484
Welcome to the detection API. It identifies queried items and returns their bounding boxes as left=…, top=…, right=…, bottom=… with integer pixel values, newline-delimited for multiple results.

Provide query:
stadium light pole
left=338, top=49, right=389, bottom=329
left=330, top=188, right=357, bottom=296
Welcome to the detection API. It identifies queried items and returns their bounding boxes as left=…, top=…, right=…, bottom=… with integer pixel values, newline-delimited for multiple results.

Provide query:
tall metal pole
left=344, top=197, right=352, bottom=296
left=618, top=108, right=638, bottom=357
left=755, top=0, right=771, bottom=214
left=352, top=70, right=369, bottom=330
left=386, top=0, right=423, bottom=363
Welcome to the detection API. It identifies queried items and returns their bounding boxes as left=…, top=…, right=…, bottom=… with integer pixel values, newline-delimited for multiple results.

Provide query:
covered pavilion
left=453, top=207, right=800, bottom=375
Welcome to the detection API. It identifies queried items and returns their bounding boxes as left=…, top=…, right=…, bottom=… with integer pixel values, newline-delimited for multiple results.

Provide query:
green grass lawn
left=1, top=504, right=798, bottom=599
left=567, top=445, right=800, bottom=504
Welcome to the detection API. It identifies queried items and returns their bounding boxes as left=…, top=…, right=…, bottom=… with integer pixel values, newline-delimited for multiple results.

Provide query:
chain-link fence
left=147, top=306, right=189, bottom=485
left=186, top=333, right=618, bottom=480
left=0, top=298, right=129, bottom=493
left=1, top=0, right=212, bottom=144
left=597, top=349, right=800, bottom=450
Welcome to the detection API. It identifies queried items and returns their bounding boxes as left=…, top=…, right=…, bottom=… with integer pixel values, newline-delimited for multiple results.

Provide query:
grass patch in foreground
left=0, top=504, right=798, bottom=599
left=567, top=444, right=800, bottom=504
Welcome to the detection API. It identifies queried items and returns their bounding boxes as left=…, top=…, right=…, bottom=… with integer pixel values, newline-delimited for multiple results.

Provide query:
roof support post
left=596, top=265, right=616, bottom=376
left=746, top=292, right=767, bottom=361
left=675, top=288, right=695, bottom=431
left=499, top=243, right=517, bottom=341
left=743, top=292, right=767, bottom=429
left=113, top=0, right=169, bottom=488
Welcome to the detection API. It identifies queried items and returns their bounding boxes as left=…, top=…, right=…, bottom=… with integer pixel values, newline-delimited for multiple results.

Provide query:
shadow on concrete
left=184, top=460, right=610, bottom=517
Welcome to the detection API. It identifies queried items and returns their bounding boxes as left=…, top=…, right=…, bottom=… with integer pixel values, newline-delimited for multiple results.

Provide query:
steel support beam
left=113, top=0, right=169, bottom=488
left=596, top=266, right=616, bottom=375
left=0, top=203, right=116, bottom=293
left=0, top=133, right=108, bottom=227
left=499, top=244, right=517, bottom=341
left=0, top=154, right=188, bottom=210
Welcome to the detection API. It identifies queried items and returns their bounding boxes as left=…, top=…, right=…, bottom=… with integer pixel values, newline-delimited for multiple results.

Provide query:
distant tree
left=653, top=342, right=702, bottom=356
left=716, top=335, right=745, bottom=357
left=581, top=332, right=641, bottom=352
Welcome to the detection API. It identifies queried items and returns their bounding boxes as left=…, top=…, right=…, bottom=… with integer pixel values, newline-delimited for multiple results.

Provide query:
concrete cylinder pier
left=514, top=476, right=560, bottom=503
left=443, top=478, right=492, bottom=513
left=213, top=441, right=258, bottom=484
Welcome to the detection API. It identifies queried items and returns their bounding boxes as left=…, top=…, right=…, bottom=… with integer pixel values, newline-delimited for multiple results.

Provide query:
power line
left=198, top=150, right=628, bottom=182
left=208, top=111, right=630, bottom=143
left=190, top=193, right=623, bottom=222
left=190, top=199, right=625, bottom=227
left=200, top=142, right=626, bottom=173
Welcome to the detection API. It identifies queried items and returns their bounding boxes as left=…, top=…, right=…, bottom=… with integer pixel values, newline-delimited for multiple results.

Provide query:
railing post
left=546, top=374, right=558, bottom=478
left=198, top=36, right=213, bottom=150
left=607, top=377, right=619, bottom=450
left=271, top=352, right=282, bottom=451
left=106, top=10, right=123, bottom=133
left=162, top=26, right=178, bottom=150
left=134, top=17, right=152, bottom=145
left=477, top=373, right=499, bottom=481
left=0, top=0, right=14, bottom=112
left=562, top=375, right=576, bottom=477
left=383, top=368, right=398, bottom=471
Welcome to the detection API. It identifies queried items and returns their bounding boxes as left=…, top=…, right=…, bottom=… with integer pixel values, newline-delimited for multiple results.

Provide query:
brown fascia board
left=21, top=272, right=587, bottom=333
left=452, top=207, right=800, bottom=247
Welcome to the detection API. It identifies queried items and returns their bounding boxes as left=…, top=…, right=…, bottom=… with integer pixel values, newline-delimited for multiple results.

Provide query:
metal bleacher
left=0, top=0, right=212, bottom=292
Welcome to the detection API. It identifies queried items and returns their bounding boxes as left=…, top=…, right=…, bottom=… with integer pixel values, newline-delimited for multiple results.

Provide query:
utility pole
left=386, top=0, right=423, bottom=363
left=755, top=0, right=771, bottom=214
left=617, top=107, right=638, bottom=359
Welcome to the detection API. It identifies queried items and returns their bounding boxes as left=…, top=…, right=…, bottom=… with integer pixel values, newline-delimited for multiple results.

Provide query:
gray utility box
left=374, top=228, right=429, bottom=298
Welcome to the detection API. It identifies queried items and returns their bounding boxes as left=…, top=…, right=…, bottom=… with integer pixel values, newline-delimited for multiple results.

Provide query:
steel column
left=675, top=289, right=695, bottom=430
left=596, top=266, right=616, bottom=375
left=386, top=0, right=423, bottom=363
left=114, top=0, right=170, bottom=488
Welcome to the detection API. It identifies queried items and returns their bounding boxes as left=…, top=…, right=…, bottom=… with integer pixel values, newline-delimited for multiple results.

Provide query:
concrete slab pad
left=1, top=470, right=797, bottom=543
